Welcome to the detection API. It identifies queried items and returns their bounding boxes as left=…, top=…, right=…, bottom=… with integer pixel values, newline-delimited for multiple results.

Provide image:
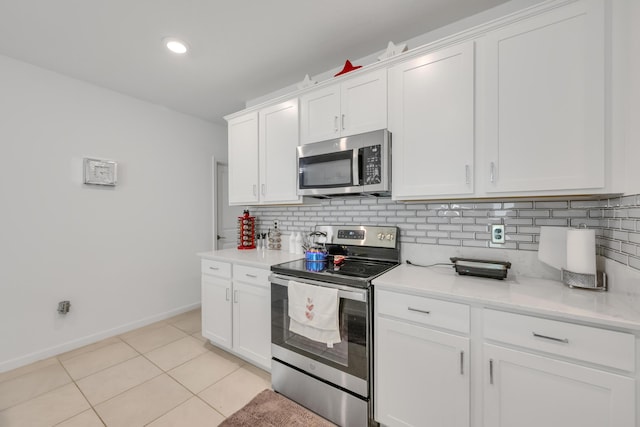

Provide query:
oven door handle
left=270, top=274, right=367, bottom=302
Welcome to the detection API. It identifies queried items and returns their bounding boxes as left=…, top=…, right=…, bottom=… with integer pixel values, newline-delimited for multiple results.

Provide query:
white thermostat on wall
left=83, top=158, right=118, bottom=186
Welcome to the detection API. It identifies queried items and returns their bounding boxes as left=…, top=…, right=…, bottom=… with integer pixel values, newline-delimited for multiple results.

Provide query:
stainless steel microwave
left=297, top=129, right=390, bottom=197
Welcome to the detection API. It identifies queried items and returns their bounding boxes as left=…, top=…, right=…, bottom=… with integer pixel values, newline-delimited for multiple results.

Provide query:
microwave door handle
left=353, top=148, right=361, bottom=185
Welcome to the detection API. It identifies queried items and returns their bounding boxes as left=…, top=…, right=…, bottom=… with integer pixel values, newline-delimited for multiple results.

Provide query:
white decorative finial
left=378, top=41, right=408, bottom=61
left=297, top=74, right=317, bottom=90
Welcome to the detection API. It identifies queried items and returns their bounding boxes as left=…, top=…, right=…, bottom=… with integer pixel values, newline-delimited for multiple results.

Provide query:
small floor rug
left=219, top=389, right=336, bottom=427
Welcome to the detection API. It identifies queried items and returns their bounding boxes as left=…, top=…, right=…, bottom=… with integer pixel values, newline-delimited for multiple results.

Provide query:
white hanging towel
left=288, top=280, right=341, bottom=347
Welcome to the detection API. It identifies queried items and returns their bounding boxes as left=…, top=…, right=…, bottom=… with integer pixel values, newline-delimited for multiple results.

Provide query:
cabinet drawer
left=233, top=264, right=269, bottom=287
left=484, top=309, right=635, bottom=372
left=201, top=259, right=231, bottom=279
left=377, top=290, right=470, bottom=334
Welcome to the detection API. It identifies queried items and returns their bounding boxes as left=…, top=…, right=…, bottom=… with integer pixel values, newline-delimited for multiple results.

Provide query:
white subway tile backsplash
left=604, top=249, right=628, bottom=264
left=519, top=210, right=550, bottom=218
left=534, top=218, right=568, bottom=226
left=552, top=209, right=588, bottom=218
left=250, top=193, right=640, bottom=273
left=535, top=201, right=568, bottom=209
left=439, top=239, right=462, bottom=246
left=621, top=243, right=638, bottom=257
left=439, top=224, right=463, bottom=232
left=462, top=240, right=489, bottom=248
left=427, top=231, right=449, bottom=238
left=621, top=220, right=637, bottom=231
left=462, top=210, right=489, bottom=217
left=462, top=225, right=489, bottom=232
left=503, top=202, right=534, bottom=209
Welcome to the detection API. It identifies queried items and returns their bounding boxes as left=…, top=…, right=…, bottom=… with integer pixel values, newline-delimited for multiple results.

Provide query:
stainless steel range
left=270, top=225, right=400, bottom=427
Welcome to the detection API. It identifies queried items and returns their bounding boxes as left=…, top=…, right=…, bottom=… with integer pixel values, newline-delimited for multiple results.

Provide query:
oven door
left=270, top=273, right=370, bottom=397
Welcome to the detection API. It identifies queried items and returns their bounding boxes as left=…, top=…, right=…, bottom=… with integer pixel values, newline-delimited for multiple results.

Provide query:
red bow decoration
left=334, top=60, right=362, bottom=77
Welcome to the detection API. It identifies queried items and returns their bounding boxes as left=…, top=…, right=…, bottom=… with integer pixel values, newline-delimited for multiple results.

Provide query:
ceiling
left=0, top=0, right=510, bottom=124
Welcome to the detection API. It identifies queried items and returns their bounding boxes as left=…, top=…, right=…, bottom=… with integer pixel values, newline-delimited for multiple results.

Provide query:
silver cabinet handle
left=490, top=162, right=496, bottom=183
left=261, top=184, right=265, bottom=195
left=460, top=351, right=464, bottom=375
left=225, top=288, right=230, bottom=301
left=209, top=266, right=219, bottom=270
left=245, top=273, right=257, bottom=278
left=233, top=290, right=238, bottom=303
left=252, top=184, right=257, bottom=196
left=532, top=332, right=569, bottom=344
left=341, top=114, right=345, bottom=130
left=489, top=359, right=494, bottom=385
left=334, top=116, right=339, bottom=132
left=465, top=164, right=470, bottom=185
left=407, top=307, right=430, bottom=315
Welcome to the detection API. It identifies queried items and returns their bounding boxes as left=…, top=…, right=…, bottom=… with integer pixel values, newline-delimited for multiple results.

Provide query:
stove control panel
left=377, top=232, right=395, bottom=241
left=337, top=230, right=365, bottom=240
left=316, top=225, right=398, bottom=249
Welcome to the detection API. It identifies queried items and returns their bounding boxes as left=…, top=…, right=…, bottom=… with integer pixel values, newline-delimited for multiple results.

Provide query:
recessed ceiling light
left=163, top=37, right=188, bottom=54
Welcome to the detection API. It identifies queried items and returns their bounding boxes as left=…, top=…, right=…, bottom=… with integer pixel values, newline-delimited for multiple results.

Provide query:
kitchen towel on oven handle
left=288, top=280, right=341, bottom=347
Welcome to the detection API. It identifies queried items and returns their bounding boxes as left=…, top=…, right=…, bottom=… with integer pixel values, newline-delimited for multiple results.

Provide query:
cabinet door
left=483, top=344, right=635, bottom=427
left=390, top=42, right=475, bottom=200
left=201, top=275, right=232, bottom=350
left=299, top=84, right=341, bottom=144
left=482, top=0, right=605, bottom=193
left=232, top=280, right=271, bottom=370
left=228, top=112, right=259, bottom=205
left=259, top=99, right=301, bottom=204
left=375, top=317, right=470, bottom=427
left=340, top=68, right=387, bottom=137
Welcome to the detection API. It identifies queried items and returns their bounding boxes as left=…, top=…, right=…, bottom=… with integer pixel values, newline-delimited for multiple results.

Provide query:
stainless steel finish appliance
left=297, top=130, right=390, bottom=197
left=270, top=225, right=400, bottom=426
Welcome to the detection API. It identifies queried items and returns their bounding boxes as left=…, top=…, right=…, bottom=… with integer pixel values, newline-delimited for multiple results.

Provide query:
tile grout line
left=2, top=311, right=244, bottom=426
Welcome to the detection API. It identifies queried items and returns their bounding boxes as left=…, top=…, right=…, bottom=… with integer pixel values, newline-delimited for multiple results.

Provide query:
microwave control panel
left=361, top=145, right=382, bottom=185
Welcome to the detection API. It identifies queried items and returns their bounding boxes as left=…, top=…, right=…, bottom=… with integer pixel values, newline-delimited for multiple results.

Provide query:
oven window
left=284, top=300, right=350, bottom=367
left=271, top=283, right=368, bottom=380
left=299, top=151, right=353, bottom=188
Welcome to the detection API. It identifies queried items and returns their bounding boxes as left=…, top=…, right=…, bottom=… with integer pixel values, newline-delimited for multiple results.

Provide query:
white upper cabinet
left=300, top=68, right=387, bottom=144
left=228, top=112, right=259, bottom=205
left=227, top=99, right=302, bottom=206
left=390, top=41, right=475, bottom=200
left=258, top=99, right=301, bottom=204
left=480, top=0, right=606, bottom=195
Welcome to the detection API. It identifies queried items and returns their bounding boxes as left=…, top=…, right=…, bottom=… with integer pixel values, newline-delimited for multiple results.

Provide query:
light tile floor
left=0, top=309, right=271, bottom=426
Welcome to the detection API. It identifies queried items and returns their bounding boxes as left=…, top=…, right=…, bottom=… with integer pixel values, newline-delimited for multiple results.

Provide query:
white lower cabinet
left=374, top=290, right=637, bottom=427
left=201, top=260, right=271, bottom=370
left=232, top=278, right=271, bottom=368
left=375, top=290, right=470, bottom=427
left=483, top=344, right=635, bottom=427
left=201, top=274, right=232, bottom=349
left=482, top=308, right=636, bottom=427
left=376, top=317, right=470, bottom=427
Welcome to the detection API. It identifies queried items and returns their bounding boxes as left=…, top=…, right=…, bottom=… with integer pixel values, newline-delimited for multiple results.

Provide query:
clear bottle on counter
left=295, top=232, right=303, bottom=254
left=289, top=232, right=296, bottom=253
left=268, top=221, right=282, bottom=250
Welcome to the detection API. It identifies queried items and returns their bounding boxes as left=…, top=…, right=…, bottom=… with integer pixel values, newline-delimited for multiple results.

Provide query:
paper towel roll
left=538, top=226, right=568, bottom=270
left=566, top=228, right=596, bottom=275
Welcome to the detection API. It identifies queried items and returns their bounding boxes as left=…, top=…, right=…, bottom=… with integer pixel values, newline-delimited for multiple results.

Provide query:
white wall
left=0, top=54, right=227, bottom=372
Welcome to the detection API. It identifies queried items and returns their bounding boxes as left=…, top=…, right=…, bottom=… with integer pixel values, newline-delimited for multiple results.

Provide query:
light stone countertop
left=198, top=248, right=303, bottom=269
left=373, top=263, right=640, bottom=332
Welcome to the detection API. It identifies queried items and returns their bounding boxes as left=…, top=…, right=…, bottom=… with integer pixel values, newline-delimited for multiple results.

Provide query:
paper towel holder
left=561, top=269, right=607, bottom=291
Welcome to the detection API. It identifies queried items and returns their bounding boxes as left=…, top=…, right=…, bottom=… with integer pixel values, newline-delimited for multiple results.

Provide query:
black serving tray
left=450, top=257, right=511, bottom=280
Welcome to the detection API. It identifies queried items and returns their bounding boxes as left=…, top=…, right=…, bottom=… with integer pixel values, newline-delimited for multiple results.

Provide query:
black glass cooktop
left=271, top=258, right=399, bottom=288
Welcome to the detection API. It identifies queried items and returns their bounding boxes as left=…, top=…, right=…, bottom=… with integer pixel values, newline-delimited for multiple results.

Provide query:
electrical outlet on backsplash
left=251, top=193, right=640, bottom=281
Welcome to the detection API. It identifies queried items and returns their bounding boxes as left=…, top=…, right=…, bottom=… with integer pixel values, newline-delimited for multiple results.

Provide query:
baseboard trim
left=0, top=302, right=201, bottom=373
